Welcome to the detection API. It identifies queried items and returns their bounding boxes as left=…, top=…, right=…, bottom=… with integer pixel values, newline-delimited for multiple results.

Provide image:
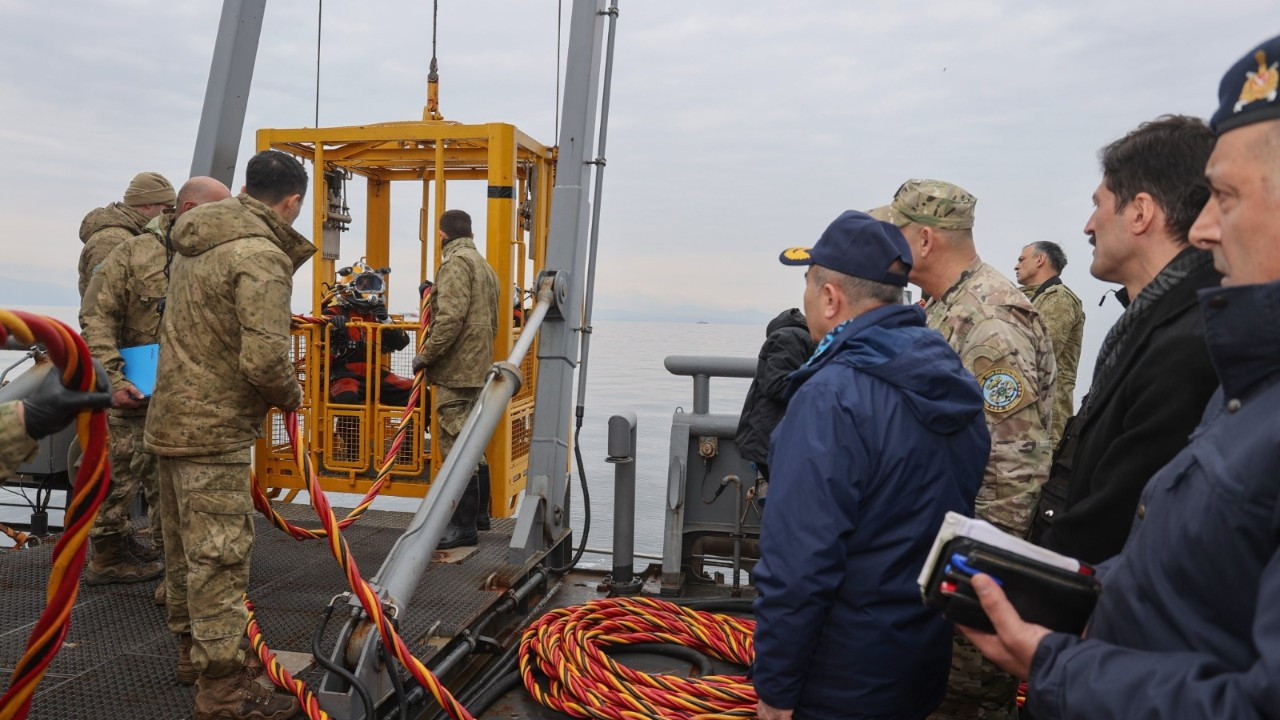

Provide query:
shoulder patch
left=978, top=367, right=1024, bottom=414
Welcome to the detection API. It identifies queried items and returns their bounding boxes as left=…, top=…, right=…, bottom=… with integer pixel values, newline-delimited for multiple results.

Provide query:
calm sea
left=0, top=309, right=763, bottom=562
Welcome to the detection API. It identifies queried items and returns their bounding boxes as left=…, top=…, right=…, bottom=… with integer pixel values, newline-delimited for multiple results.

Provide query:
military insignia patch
left=978, top=368, right=1023, bottom=413
left=1235, top=49, right=1279, bottom=113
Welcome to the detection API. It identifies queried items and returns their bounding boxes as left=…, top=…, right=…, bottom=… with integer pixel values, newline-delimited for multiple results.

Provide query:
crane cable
left=250, top=287, right=432, bottom=539
left=0, top=311, right=111, bottom=720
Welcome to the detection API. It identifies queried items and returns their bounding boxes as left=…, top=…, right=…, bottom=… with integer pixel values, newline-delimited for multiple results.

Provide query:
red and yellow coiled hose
left=0, top=311, right=111, bottom=720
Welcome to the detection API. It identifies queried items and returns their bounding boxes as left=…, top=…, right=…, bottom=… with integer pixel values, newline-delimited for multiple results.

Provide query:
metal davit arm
left=319, top=280, right=555, bottom=719
left=373, top=279, right=554, bottom=609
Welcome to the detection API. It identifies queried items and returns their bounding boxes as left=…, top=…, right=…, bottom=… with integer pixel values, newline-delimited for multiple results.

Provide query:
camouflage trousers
left=157, top=452, right=252, bottom=677
left=90, top=414, right=162, bottom=553
left=435, top=385, right=481, bottom=466
left=928, top=631, right=1019, bottom=720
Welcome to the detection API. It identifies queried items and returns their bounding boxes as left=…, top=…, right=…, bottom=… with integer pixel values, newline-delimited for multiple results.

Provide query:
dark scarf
left=1029, top=274, right=1063, bottom=302
left=1085, top=247, right=1213, bottom=413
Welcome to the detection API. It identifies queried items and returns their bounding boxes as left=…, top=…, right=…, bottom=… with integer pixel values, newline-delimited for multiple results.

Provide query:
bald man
left=81, top=177, right=232, bottom=594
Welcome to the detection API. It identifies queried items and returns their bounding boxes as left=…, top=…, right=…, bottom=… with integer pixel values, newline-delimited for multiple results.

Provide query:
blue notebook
left=119, top=344, right=159, bottom=397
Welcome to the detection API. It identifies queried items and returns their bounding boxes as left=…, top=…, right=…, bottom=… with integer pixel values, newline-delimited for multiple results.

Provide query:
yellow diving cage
left=251, top=119, right=556, bottom=521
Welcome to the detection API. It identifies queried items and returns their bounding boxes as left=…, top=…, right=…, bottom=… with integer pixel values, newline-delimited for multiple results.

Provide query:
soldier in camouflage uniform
left=411, top=209, right=500, bottom=549
left=143, top=152, right=313, bottom=720
left=1014, top=241, right=1084, bottom=447
left=870, top=179, right=1054, bottom=720
left=78, top=172, right=176, bottom=301
left=81, top=177, right=232, bottom=594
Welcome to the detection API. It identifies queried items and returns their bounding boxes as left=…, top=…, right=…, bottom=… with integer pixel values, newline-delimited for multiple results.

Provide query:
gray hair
left=811, top=264, right=904, bottom=308
left=1030, top=241, right=1068, bottom=274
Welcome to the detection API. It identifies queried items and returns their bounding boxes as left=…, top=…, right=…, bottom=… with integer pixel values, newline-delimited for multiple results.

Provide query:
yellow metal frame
left=252, top=120, right=556, bottom=519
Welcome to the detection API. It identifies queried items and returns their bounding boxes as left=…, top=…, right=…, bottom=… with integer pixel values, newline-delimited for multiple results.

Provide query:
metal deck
left=0, top=505, right=529, bottom=720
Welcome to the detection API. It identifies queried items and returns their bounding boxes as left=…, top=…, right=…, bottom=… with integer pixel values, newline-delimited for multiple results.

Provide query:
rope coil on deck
left=519, top=596, right=758, bottom=720
left=0, top=311, right=111, bottom=720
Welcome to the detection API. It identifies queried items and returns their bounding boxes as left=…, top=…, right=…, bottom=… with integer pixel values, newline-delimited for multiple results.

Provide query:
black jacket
left=735, top=309, right=813, bottom=467
left=1033, top=253, right=1221, bottom=563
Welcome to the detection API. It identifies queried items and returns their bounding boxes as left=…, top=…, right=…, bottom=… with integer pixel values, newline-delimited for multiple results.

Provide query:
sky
left=0, top=0, right=1273, bottom=392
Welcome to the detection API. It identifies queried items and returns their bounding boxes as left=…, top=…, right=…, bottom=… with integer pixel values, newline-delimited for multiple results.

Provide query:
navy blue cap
left=779, top=210, right=913, bottom=287
left=1211, top=35, right=1280, bottom=135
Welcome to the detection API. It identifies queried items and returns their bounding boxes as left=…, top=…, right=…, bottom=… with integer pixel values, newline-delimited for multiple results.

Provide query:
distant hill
left=0, top=275, right=79, bottom=307
left=594, top=304, right=772, bottom=325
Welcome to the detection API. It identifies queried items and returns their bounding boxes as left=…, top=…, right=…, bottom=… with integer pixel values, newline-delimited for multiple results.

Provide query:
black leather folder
left=922, top=536, right=1102, bottom=635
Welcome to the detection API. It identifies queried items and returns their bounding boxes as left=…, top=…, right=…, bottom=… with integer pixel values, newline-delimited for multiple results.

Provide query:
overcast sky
left=0, top=0, right=1272, bottom=389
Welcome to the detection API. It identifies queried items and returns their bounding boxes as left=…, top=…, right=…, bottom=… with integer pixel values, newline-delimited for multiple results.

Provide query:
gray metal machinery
left=190, top=0, right=266, bottom=186
left=660, top=356, right=763, bottom=596
left=188, top=0, right=614, bottom=715
left=318, top=0, right=613, bottom=716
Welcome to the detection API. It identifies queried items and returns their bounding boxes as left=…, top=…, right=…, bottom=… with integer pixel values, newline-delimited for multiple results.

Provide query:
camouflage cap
left=867, top=178, right=977, bottom=230
left=1211, top=34, right=1280, bottom=135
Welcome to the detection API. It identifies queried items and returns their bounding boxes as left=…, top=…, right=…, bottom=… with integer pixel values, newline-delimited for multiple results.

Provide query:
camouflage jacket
left=1021, top=277, right=1084, bottom=448
left=414, top=237, right=499, bottom=388
left=144, top=195, right=316, bottom=457
left=78, top=202, right=149, bottom=299
left=926, top=256, right=1055, bottom=537
left=0, top=401, right=37, bottom=477
left=81, top=214, right=172, bottom=418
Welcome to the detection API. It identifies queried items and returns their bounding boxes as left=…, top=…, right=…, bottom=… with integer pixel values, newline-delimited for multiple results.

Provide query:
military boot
left=476, top=464, right=491, bottom=532
left=177, top=634, right=196, bottom=686
left=194, top=665, right=299, bottom=720
left=438, top=473, right=479, bottom=550
left=86, top=535, right=164, bottom=585
left=126, top=532, right=163, bottom=563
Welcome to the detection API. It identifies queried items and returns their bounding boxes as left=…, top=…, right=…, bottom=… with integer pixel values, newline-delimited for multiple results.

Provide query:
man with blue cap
left=961, top=34, right=1280, bottom=719
left=753, top=211, right=990, bottom=720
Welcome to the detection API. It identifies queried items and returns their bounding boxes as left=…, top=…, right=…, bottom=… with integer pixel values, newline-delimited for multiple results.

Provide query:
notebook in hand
left=119, top=343, right=159, bottom=397
left=917, top=512, right=1101, bottom=635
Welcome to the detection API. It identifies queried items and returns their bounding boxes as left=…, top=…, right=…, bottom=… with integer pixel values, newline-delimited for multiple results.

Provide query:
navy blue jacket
left=752, top=304, right=990, bottom=720
left=1028, top=280, right=1280, bottom=719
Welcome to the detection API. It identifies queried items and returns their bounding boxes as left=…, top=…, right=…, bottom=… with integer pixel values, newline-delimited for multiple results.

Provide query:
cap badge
left=979, top=368, right=1023, bottom=414
left=1235, top=50, right=1279, bottom=113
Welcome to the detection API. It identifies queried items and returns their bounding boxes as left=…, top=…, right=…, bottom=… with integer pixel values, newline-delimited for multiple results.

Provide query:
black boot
left=438, top=473, right=479, bottom=550
left=476, top=464, right=491, bottom=532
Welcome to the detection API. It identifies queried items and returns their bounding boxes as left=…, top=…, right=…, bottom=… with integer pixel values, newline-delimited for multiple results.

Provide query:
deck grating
left=0, top=506, right=524, bottom=719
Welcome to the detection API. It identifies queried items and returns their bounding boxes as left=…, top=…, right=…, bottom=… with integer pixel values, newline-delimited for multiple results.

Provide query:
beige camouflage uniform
left=872, top=180, right=1054, bottom=720
left=1021, top=280, right=1084, bottom=448
left=413, top=235, right=499, bottom=460
left=77, top=203, right=149, bottom=299
left=144, top=194, right=315, bottom=677
left=81, top=213, right=172, bottom=549
left=0, top=402, right=38, bottom=477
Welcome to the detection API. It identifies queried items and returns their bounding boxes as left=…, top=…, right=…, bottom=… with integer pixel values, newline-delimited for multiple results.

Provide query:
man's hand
left=411, top=354, right=428, bottom=376
left=112, top=385, right=144, bottom=409
left=757, top=699, right=793, bottom=720
left=21, top=361, right=113, bottom=439
left=957, top=574, right=1052, bottom=680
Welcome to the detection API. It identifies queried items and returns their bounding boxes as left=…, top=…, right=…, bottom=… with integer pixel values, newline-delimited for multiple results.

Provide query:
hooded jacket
left=144, top=195, right=316, bottom=457
left=80, top=213, right=172, bottom=417
left=734, top=308, right=814, bottom=468
left=413, top=236, right=499, bottom=388
left=752, top=304, right=991, bottom=720
left=1027, top=279, right=1280, bottom=719
left=78, top=202, right=149, bottom=298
